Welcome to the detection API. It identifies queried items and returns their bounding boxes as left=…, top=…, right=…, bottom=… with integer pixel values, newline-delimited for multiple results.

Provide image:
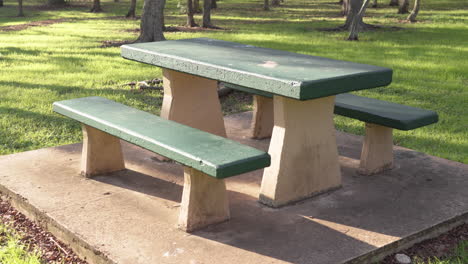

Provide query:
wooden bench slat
left=224, top=83, right=438, bottom=131
left=53, top=97, right=270, bottom=179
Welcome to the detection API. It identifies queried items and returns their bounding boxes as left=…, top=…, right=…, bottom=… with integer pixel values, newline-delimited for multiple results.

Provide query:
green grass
left=0, top=0, right=467, bottom=163
left=413, top=240, right=468, bottom=264
left=0, top=223, right=42, bottom=264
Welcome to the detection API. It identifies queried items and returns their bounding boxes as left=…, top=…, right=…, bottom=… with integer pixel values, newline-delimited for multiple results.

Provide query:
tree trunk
left=263, top=0, right=269, bottom=11
left=389, top=0, right=398, bottom=6
left=126, top=0, right=137, bottom=18
left=347, top=0, right=371, bottom=40
left=114, top=0, right=119, bottom=2
left=407, top=0, right=420, bottom=22
left=398, top=0, right=409, bottom=13
left=194, top=0, right=201, bottom=13
left=371, top=0, right=377, bottom=7
left=343, top=0, right=362, bottom=29
left=48, top=0, right=65, bottom=5
left=202, top=0, right=213, bottom=27
left=0, top=0, right=3, bottom=7
left=90, top=0, right=103, bottom=12
left=342, top=0, right=350, bottom=16
left=138, top=0, right=166, bottom=42
left=186, top=0, right=198, bottom=26
left=271, top=0, right=280, bottom=6
left=211, top=0, right=216, bottom=8
left=18, top=0, right=24, bottom=16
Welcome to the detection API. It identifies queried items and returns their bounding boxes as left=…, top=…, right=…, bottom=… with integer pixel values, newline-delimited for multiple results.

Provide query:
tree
left=18, top=0, right=24, bottom=16
left=90, top=0, right=103, bottom=12
left=126, top=0, right=137, bottom=18
left=211, top=0, right=217, bottom=8
left=407, top=0, right=420, bottom=22
left=371, top=0, right=377, bottom=8
left=194, top=0, right=201, bottom=13
left=186, top=0, right=198, bottom=26
left=398, top=0, right=409, bottom=13
left=271, top=0, right=280, bottom=6
left=48, top=0, right=65, bottom=5
left=202, top=0, right=214, bottom=27
left=264, top=0, right=269, bottom=11
left=138, top=0, right=166, bottom=42
left=0, top=0, right=3, bottom=7
left=347, top=0, right=371, bottom=40
left=389, top=0, right=398, bottom=6
left=342, top=0, right=350, bottom=15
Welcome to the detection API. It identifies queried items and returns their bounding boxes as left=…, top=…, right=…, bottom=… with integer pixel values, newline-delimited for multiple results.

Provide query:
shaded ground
left=0, top=18, right=70, bottom=31
left=0, top=15, right=128, bottom=32
left=0, top=199, right=88, bottom=264
left=382, top=224, right=468, bottom=263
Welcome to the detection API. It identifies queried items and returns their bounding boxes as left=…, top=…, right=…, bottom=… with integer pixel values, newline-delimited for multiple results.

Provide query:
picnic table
left=121, top=38, right=393, bottom=207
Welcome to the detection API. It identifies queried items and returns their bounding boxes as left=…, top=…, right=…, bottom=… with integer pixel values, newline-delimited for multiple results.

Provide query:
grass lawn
left=0, top=223, right=41, bottom=264
left=414, top=241, right=468, bottom=264
left=0, top=0, right=467, bottom=163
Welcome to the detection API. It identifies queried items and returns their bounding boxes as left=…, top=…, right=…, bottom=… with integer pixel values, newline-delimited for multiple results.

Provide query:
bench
left=224, top=83, right=438, bottom=175
left=53, top=96, right=270, bottom=232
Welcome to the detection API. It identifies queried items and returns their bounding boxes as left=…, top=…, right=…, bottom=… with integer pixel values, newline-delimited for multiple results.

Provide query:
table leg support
left=358, top=123, right=394, bottom=175
left=259, top=96, right=342, bottom=207
left=161, top=69, right=226, bottom=137
left=80, top=125, right=125, bottom=177
left=251, top=95, right=274, bottom=139
left=178, top=167, right=230, bottom=232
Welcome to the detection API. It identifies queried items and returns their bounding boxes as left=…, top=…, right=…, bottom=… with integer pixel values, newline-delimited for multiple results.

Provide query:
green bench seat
left=53, top=96, right=270, bottom=231
left=225, top=83, right=438, bottom=130
left=224, top=83, right=438, bottom=174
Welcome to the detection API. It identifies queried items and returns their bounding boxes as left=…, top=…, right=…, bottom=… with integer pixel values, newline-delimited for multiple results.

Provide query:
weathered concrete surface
left=0, top=111, right=467, bottom=264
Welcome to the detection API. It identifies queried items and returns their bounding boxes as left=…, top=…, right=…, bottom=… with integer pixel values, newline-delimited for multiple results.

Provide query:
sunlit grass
left=0, top=223, right=42, bottom=264
left=0, top=0, right=467, bottom=163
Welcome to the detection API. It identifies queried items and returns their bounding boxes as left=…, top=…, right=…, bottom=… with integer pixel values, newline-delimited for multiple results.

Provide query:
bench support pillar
left=251, top=95, right=274, bottom=139
left=179, top=167, right=230, bottom=232
left=260, top=96, right=341, bottom=207
left=161, top=69, right=227, bottom=137
left=81, top=125, right=125, bottom=177
left=359, top=123, right=394, bottom=175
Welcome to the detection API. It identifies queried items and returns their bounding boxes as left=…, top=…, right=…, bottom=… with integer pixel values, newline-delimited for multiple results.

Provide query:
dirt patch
left=318, top=24, right=404, bottom=32
left=100, top=40, right=135, bottom=48
left=0, top=18, right=70, bottom=32
left=0, top=15, right=130, bottom=32
left=123, top=25, right=228, bottom=34
left=381, top=223, right=468, bottom=263
left=0, top=198, right=88, bottom=264
left=28, top=4, right=87, bottom=11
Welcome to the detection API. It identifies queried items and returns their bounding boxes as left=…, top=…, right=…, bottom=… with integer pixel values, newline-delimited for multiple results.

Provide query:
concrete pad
left=0, top=111, right=467, bottom=264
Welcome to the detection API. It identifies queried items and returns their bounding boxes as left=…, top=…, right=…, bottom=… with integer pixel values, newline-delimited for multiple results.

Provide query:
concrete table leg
left=80, top=125, right=125, bottom=177
left=251, top=95, right=274, bottom=139
left=161, top=69, right=226, bottom=137
left=358, top=123, right=394, bottom=175
left=178, top=167, right=230, bottom=232
left=259, top=96, right=342, bottom=207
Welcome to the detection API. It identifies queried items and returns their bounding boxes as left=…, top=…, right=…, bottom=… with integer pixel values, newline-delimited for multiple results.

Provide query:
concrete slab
left=0, top=111, right=466, bottom=264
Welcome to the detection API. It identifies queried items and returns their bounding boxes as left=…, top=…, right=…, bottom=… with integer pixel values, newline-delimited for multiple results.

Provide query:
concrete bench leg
left=251, top=95, right=274, bottom=139
left=259, top=95, right=341, bottom=207
left=161, top=69, right=227, bottom=138
left=359, top=123, right=394, bottom=175
left=81, top=125, right=125, bottom=177
left=178, top=167, right=230, bottom=232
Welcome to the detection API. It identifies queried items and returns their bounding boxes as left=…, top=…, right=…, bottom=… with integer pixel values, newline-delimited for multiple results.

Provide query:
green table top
left=121, top=38, right=392, bottom=100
